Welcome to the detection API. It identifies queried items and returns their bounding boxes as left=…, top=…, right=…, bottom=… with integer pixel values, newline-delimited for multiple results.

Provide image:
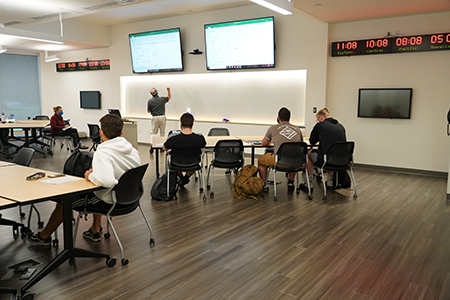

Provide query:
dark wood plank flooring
left=1, top=142, right=449, bottom=300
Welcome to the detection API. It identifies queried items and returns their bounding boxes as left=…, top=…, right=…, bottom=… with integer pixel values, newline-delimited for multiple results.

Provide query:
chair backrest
left=113, top=163, right=149, bottom=205
left=275, top=142, right=308, bottom=167
left=11, top=147, right=35, bottom=167
left=34, top=115, right=49, bottom=120
left=169, top=150, right=202, bottom=168
left=87, top=124, right=101, bottom=142
left=324, top=141, right=354, bottom=166
left=214, top=139, right=244, bottom=164
left=208, top=127, right=230, bottom=136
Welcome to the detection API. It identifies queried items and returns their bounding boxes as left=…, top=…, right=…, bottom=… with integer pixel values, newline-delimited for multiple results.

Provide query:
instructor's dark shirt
left=147, top=96, right=169, bottom=116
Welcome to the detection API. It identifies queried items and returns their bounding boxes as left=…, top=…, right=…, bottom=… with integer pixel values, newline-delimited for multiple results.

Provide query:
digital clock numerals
left=56, top=60, right=111, bottom=72
left=394, top=36, right=424, bottom=52
left=364, top=38, right=391, bottom=54
left=332, top=38, right=391, bottom=56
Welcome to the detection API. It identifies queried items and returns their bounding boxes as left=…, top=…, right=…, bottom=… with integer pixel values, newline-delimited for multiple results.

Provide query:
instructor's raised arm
left=167, top=87, right=171, bottom=100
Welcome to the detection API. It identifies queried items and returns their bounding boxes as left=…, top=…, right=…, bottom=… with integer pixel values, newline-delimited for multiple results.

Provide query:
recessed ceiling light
left=313, top=3, right=322, bottom=6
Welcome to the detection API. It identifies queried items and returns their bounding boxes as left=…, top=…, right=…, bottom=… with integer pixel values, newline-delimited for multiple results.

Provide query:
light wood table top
left=0, top=165, right=99, bottom=203
left=0, top=161, right=15, bottom=167
left=0, top=120, right=49, bottom=129
left=0, top=197, right=17, bottom=210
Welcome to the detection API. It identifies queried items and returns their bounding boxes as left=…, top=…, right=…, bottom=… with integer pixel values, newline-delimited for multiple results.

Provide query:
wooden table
left=0, top=164, right=108, bottom=298
left=0, top=120, right=50, bottom=157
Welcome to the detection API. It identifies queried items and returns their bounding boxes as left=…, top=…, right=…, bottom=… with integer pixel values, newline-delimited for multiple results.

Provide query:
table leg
left=155, top=148, right=160, bottom=178
left=20, top=196, right=112, bottom=295
left=251, top=146, right=255, bottom=165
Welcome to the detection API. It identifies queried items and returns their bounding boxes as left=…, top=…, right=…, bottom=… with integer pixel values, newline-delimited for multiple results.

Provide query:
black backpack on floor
left=63, top=150, right=93, bottom=177
left=151, top=171, right=180, bottom=201
left=332, top=170, right=351, bottom=189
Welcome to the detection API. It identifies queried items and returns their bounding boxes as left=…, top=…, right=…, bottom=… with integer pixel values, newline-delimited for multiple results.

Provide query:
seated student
left=301, top=107, right=346, bottom=190
left=0, top=129, right=9, bottom=146
left=50, top=106, right=88, bottom=150
left=258, top=107, right=303, bottom=191
left=163, top=113, right=206, bottom=187
left=27, top=114, right=141, bottom=245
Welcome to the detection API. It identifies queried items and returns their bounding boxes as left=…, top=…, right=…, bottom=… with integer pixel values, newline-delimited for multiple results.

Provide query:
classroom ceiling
left=0, top=0, right=448, bottom=53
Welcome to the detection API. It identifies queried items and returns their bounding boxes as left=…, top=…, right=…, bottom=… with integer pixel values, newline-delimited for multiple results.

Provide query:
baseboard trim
left=353, top=163, right=447, bottom=178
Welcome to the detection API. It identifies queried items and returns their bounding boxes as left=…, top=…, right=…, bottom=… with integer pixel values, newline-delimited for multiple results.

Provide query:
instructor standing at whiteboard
left=148, top=86, right=171, bottom=154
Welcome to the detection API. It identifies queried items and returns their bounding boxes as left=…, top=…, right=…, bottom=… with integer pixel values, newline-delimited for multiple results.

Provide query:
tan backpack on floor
left=232, top=164, right=264, bottom=200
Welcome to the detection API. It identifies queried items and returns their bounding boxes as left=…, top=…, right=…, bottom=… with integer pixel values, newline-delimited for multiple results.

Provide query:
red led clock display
left=56, top=59, right=110, bottom=72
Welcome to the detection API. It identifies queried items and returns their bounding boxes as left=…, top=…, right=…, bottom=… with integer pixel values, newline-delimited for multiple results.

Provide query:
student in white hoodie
left=27, top=114, right=141, bottom=246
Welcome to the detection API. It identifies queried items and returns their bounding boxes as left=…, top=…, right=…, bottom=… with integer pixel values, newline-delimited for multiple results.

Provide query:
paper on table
left=41, top=176, right=83, bottom=184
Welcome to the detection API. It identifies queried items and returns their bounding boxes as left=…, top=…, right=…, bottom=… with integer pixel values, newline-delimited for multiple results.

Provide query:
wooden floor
left=1, top=142, right=449, bottom=300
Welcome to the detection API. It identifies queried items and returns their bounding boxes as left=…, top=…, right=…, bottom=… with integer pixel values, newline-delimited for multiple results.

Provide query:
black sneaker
left=179, top=175, right=190, bottom=188
left=287, top=180, right=295, bottom=191
left=83, top=229, right=101, bottom=242
left=299, top=182, right=313, bottom=192
left=27, top=231, right=51, bottom=246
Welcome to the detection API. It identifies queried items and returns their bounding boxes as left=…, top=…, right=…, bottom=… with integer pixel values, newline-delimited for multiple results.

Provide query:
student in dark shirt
left=163, top=113, right=206, bottom=187
left=301, top=107, right=346, bottom=190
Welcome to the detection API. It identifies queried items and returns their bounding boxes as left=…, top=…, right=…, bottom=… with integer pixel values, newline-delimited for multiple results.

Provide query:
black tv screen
left=80, top=91, right=101, bottom=109
left=204, top=16, right=275, bottom=70
left=358, top=88, right=412, bottom=119
left=129, top=28, right=183, bottom=73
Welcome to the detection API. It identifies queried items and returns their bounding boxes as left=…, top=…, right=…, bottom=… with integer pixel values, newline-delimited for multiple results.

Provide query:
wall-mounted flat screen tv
left=204, top=16, right=275, bottom=70
left=358, top=88, right=412, bottom=119
left=80, top=91, right=101, bottom=109
left=129, top=27, right=183, bottom=73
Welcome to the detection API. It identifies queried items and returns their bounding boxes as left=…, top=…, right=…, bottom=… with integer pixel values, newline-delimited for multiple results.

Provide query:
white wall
left=328, top=12, right=450, bottom=172
left=40, top=47, right=112, bottom=133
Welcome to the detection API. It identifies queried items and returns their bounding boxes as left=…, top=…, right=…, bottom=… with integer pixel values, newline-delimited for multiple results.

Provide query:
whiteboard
left=120, top=70, right=307, bottom=125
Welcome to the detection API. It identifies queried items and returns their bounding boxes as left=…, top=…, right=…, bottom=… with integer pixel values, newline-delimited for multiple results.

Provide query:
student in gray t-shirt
left=147, top=86, right=171, bottom=153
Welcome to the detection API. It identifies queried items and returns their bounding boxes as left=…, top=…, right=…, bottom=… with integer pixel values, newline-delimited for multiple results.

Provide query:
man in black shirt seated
left=163, top=113, right=206, bottom=187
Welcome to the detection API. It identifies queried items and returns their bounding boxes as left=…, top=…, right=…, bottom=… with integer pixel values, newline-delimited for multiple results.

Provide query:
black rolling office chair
left=73, top=164, right=155, bottom=266
left=166, top=150, right=206, bottom=201
left=206, top=139, right=244, bottom=197
left=319, top=141, right=357, bottom=201
left=264, top=142, right=312, bottom=201
left=11, top=147, right=45, bottom=229
left=87, top=124, right=101, bottom=151
left=204, top=127, right=230, bottom=169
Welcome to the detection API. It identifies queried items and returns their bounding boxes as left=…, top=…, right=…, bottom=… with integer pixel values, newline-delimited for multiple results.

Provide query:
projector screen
left=129, top=28, right=183, bottom=73
left=204, top=17, right=275, bottom=70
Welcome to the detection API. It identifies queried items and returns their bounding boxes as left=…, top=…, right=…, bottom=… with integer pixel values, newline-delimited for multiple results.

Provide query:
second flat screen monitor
left=204, top=16, right=275, bottom=70
left=129, top=28, right=183, bottom=73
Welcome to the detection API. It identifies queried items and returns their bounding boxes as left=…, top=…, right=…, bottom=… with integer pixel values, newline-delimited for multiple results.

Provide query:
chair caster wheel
left=210, top=192, right=214, bottom=197
left=53, top=239, right=59, bottom=247
left=323, top=196, right=327, bottom=200
left=195, top=177, right=199, bottom=182
left=225, top=170, right=231, bottom=175
left=164, top=197, right=170, bottom=201
left=353, top=194, right=357, bottom=198
left=296, top=188, right=300, bottom=194
left=20, top=226, right=30, bottom=235
left=20, top=212, right=26, bottom=218
left=149, top=147, right=154, bottom=155
left=121, top=258, right=129, bottom=266
left=207, top=185, right=211, bottom=190
left=104, top=232, right=111, bottom=239
left=308, top=195, right=313, bottom=200
left=106, top=257, right=116, bottom=267
left=150, top=238, right=155, bottom=246
left=199, top=188, right=204, bottom=192
left=21, top=291, right=35, bottom=300
left=203, top=195, right=207, bottom=202
left=273, top=196, right=277, bottom=201
left=38, top=221, right=44, bottom=227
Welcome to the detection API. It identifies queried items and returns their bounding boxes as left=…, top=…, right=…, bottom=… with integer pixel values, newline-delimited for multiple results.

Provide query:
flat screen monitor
left=358, top=88, right=412, bottom=119
left=108, top=109, right=122, bottom=119
left=204, top=16, right=275, bottom=70
left=129, top=27, right=183, bottom=73
left=80, top=91, right=101, bottom=109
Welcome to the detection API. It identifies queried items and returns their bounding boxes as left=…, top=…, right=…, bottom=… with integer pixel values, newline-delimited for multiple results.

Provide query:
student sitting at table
left=27, top=114, right=141, bottom=245
left=163, top=112, right=206, bottom=187
left=50, top=106, right=88, bottom=150
left=258, top=107, right=303, bottom=191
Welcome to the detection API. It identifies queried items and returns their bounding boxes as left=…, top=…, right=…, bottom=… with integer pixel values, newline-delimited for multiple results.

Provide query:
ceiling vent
left=83, top=0, right=136, bottom=11
left=31, top=11, right=70, bottom=21
left=1, top=21, right=23, bottom=27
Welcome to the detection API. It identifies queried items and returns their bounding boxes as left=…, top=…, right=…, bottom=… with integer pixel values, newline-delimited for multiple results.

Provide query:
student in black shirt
left=163, top=113, right=206, bottom=187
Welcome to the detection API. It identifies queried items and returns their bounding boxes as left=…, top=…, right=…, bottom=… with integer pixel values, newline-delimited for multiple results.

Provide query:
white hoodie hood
left=88, top=137, right=141, bottom=204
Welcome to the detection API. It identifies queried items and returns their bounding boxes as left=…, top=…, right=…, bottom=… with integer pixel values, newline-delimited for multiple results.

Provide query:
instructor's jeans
left=151, top=115, right=166, bottom=139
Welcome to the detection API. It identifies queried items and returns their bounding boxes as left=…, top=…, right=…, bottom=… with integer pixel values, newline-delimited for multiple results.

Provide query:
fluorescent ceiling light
left=44, top=50, right=59, bottom=62
left=249, top=0, right=293, bottom=15
left=0, top=45, right=6, bottom=53
left=0, top=27, right=64, bottom=44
